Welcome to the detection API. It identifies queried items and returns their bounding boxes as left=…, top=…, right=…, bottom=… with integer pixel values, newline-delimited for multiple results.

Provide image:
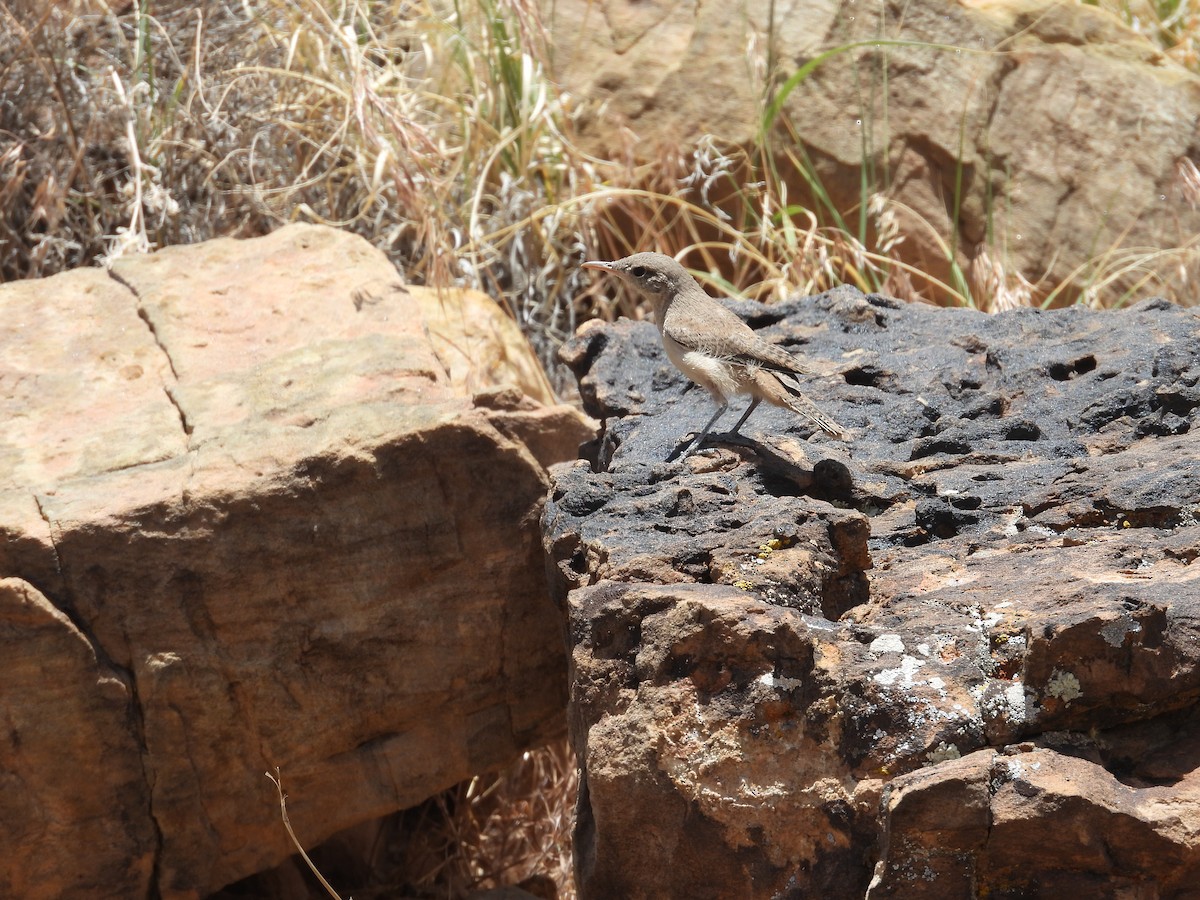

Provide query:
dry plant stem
left=265, top=769, right=345, bottom=900
left=106, top=70, right=151, bottom=260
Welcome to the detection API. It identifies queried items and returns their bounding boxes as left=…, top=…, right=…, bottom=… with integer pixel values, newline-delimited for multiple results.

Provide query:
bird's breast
left=662, top=333, right=741, bottom=402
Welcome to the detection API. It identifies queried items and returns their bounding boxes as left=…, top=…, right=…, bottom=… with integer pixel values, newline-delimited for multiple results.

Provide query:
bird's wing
left=663, top=295, right=811, bottom=375
left=773, top=372, right=845, bottom=437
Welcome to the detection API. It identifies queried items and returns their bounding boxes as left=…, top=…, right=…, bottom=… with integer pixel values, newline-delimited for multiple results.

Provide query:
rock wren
left=581, top=252, right=844, bottom=458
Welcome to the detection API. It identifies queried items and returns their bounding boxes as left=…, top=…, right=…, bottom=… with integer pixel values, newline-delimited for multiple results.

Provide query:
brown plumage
left=581, top=252, right=844, bottom=457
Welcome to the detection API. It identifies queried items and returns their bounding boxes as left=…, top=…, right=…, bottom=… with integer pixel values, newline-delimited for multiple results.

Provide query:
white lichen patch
left=1046, top=669, right=1082, bottom=702
left=976, top=678, right=1028, bottom=725
left=982, top=609, right=1006, bottom=629
left=805, top=618, right=837, bottom=632
left=870, top=633, right=905, bottom=655
left=926, top=742, right=961, bottom=764
left=758, top=671, right=804, bottom=691
left=962, top=605, right=984, bottom=633
left=1100, top=617, right=1141, bottom=648
left=1004, top=757, right=1025, bottom=781
left=873, top=655, right=925, bottom=687
left=1004, top=681, right=1027, bottom=723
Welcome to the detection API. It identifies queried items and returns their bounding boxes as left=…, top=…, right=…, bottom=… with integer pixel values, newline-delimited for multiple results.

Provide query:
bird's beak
left=581, top=260, right=615, bottom=272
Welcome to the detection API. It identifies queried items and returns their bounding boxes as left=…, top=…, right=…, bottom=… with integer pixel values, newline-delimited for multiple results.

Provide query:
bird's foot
left=665, top=439, right=696, bottom=463
left=665, top=432, right=706, bottom=462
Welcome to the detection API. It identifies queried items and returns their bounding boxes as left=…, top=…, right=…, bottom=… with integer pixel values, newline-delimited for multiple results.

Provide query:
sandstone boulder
left=544, top=285, right=1200, bottom=897
left=0, top=224, right=593, bottom=898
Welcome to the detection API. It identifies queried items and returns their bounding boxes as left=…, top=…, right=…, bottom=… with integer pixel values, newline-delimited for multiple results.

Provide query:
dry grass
left=253, top=740, right=577, bottom=900
left=1102, top=0, right=1200, bottom=68
left=395, top=739, right=577, bottom=899
left=4, top=0, right=1197, bottom=390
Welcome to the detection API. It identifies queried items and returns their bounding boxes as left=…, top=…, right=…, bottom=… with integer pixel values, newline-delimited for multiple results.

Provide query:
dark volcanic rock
left=544, top=287, right=1200, bottom=899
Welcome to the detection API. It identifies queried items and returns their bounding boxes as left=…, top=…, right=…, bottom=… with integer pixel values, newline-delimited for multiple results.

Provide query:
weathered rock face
left=1, top=577, right=155, bottom=898
left=0, top=224, right=593, bottom=899
left=872, top=742, right=1200, bottom=899
left=544, top=285, right=1200, bottom=897
left=545, top=0, right=1200, bottom=305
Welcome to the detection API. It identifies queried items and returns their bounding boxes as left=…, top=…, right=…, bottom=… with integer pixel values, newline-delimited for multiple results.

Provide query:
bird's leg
left=676, top=402, right=728, bottom=460
left=727, top=397, right=762, bottom=436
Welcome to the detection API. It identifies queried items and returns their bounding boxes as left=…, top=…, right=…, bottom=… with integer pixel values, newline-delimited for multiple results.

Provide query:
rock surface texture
left=543, top=286, right=1200, bottom=898
left=0, top=224, right=592, bottom=899
left=545, top=0, right=1200, bottom=305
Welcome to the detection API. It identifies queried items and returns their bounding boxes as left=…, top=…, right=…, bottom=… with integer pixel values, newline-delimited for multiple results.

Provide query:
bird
left=581, top=252, right=844, bottom=459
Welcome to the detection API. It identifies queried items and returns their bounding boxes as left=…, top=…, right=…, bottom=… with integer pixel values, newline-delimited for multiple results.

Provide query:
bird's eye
left=630, top=266, right=646, bottom=278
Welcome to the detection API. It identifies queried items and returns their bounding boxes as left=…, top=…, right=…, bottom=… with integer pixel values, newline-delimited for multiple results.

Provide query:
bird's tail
left=771, top=372, right=846, bottom=439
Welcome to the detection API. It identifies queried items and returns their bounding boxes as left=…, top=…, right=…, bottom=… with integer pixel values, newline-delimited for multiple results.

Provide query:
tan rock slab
left=1, top=224, right=591, bottom=897
left=0, top=266, right=182, bottom=487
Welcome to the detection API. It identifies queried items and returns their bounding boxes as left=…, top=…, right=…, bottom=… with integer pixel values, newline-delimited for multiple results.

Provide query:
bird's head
left=581, top=252, right=695, bottom=302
